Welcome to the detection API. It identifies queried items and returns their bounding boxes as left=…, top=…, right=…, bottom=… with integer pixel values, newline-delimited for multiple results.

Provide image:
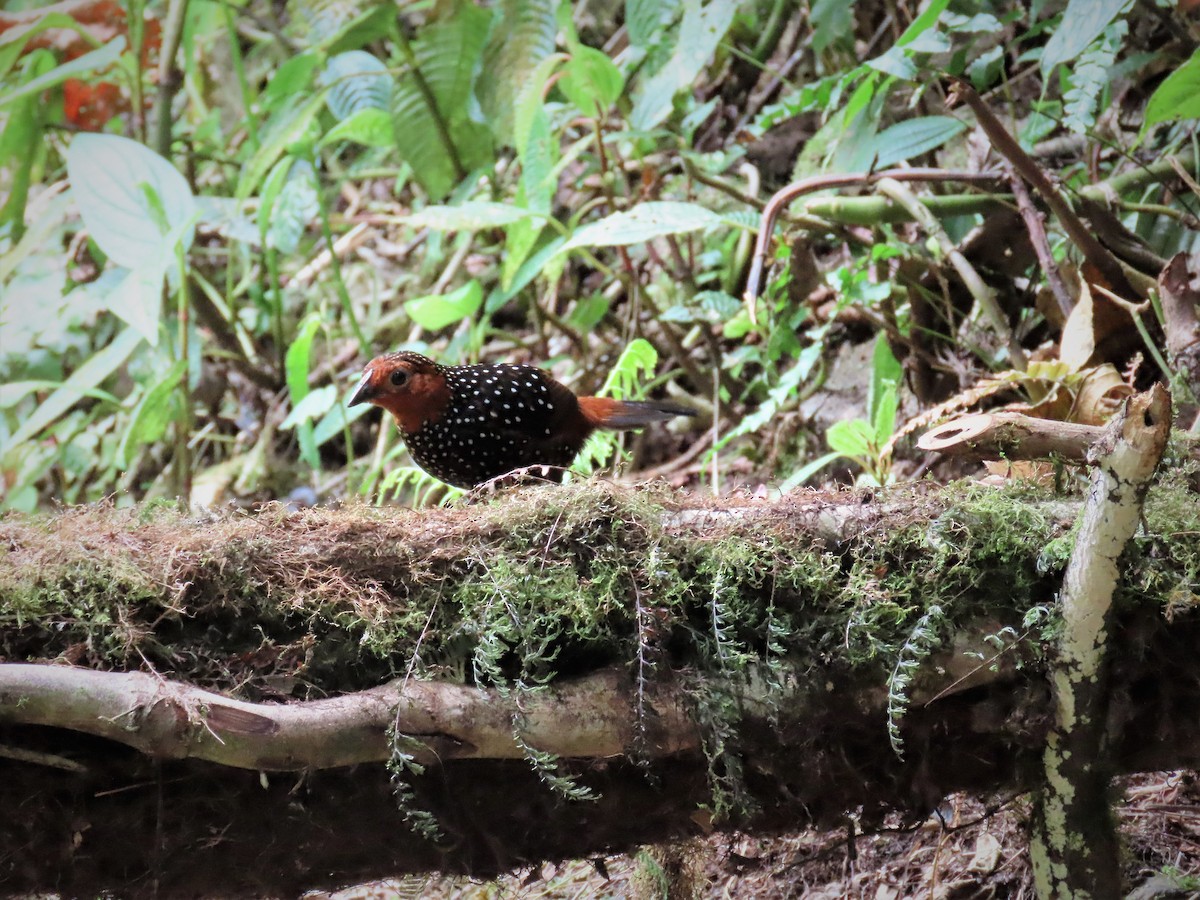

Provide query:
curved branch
left=0, top=665, right=697, bottom=771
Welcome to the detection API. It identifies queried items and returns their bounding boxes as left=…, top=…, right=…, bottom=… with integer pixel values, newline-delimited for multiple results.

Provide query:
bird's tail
left=578, top=396, right=695, bottom=430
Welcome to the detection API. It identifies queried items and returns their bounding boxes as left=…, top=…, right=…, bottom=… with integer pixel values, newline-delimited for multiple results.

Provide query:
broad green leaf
left=68, top=133, right=197, bottom=269
left=321, top=50, right=391, bottom=120
left=263, top=53, right=319, bottom=109
left=407, top=202, right=539, bottom=230
left=286, top=315, right=322, bottom=404
left=559, top=44, right=624, bottom=117
left=863, top=116, right=966, bottom=168
left=1040, top=0, right=1132, bottom=76
left=826, top=419, right=874, bottom=458
left=282, top=384, right=338, bottom=429
left=320, top=107, right=394, bottom=148
left=286, top=314, right=323, bottom=470
left=0, top=36, right=124, bottom=109
left=2, top=327, right=142, bottom=453
left=563, top=201, right=722, bottom=251
left=314, top=402, right=369, bottom=446
left=626, top=0, right=673, bottom=48
left=118, top=360, right=185, bottom=466
left=1145, top=49, right=1200, bottom=128
left=630, top=0, right=736, bottom=130
left=405, top=280, right=484, bottom=330
left=236, top=91, right=327, bottom=201
left=478, top=0, right=557, bottom=144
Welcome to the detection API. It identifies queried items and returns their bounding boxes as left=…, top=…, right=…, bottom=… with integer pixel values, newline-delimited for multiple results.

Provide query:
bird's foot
left=464, top=465, right=567, bottom=502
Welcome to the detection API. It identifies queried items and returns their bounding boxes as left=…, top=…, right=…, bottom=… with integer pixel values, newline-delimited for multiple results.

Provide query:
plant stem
left=153, top=0, right=190, bottom=157
left=175, top=243, right=193, bottom=505
left=315, top=186, right=370, bottom=357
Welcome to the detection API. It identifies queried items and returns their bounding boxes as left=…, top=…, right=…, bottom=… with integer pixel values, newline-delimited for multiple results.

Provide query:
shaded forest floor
left=310, top=772, right=1200, bottom=899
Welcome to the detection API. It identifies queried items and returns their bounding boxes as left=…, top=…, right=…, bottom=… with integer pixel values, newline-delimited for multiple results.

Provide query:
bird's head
left=348, top=351, right=451, bottom=432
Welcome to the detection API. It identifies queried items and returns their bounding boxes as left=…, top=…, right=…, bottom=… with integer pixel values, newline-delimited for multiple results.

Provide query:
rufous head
left=348, top=351, right=450, bottom=433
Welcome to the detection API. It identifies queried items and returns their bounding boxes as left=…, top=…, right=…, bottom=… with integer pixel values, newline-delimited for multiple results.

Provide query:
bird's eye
left=390, top=369, right=409, bottom=387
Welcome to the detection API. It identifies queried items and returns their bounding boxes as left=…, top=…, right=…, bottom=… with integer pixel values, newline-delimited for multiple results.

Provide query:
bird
left=348, top=351, right=695, bottom=489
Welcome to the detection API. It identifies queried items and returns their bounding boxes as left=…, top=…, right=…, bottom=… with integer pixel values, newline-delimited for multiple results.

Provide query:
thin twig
left=948, top=77, right=1136, bottom=300
left=1008, top=169, right=1074, bottom=319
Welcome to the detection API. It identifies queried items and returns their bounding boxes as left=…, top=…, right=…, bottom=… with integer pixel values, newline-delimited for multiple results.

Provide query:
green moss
left=2, top=476, right=1196, bottom=701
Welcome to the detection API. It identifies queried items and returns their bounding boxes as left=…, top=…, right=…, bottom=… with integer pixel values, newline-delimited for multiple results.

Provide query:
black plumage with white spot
left=402, top=361, right=578, bottom=488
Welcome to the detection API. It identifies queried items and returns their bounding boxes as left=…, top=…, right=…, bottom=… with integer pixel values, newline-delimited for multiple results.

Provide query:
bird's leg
left=465, top=465, right=569, bottom=501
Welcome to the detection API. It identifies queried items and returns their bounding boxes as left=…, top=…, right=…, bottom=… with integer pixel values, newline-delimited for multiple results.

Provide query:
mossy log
left=3, top=472, right=1200, bottom=898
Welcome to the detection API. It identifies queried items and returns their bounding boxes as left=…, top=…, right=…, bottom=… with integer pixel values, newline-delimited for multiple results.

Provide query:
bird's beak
left=348, top=371, right=375, bottom=407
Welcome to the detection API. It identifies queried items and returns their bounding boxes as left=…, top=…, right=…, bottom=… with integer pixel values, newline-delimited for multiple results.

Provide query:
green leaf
left=895, top=0, right=950, bottom=46
left=321, top=50, right=391, bottom=120
left=0, top=380, right=118, bottom=410
left=1063, top=21, right=1124, bottom=134
left=559, top=44, right=624, bottom=117
left=407, top=202, right=539, bottom=230
left=286, top=315, right=322, bottom=404
left=630, top=0, right=736, bottom=130
left=826, top=419, right=874, bottom=458
left=266, top=158, right=319, bottom=253
left=405, top=280, right=483, bottom=330
left=68, top=134, right=197, bottom=269
left=263, top=53, right=319, bottom=109
left=478, top=0, right=558, bottom=144
left=282, top=384, right=338, bottom=430
left=118, top=360, right=185, bottom=466
left=1040, top=0, right=1132, bottom=76
left=864, top=116, right=966, bottom=168
left=236, top=91, right=327, bottom=202
left=811, top=0, right=854, bottom=54
left=1145, top=49, right=1200, bottom=128
left=2, top=327, right=142, bottom=454
left=0, top=50, right=51, bottom=238
left=285, top=314, right=323, bottom=470
left=0, top=36, right=124, bottom=109
left=320, top=107, right=395, bottom=148
left=563, top=201, right=722, bottom=251
left=625, top=0, right=673, bottom=49
left=391, top=1, right=493, bottom=199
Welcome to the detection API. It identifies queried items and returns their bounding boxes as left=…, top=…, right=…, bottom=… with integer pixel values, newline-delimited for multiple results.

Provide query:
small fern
left=512, top=728, right=599, bottom=801
left=386, top=726, right=444, bottom=842
left=886, top=604, right=947, bottom=760
left=575, top=338, right=660, bottom=474
left=378, top=464, right=462, bottom=507
left=1063, top=20, right=1126, bottom=135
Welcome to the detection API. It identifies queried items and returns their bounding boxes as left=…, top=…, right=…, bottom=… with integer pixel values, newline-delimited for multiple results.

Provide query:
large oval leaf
left=563, top=201, right=721, bottom=251
left=1145, top=50, right=1200, bottom=128
left=405, top=280, right=483, bottom=330
left=866, top=116, right=966, bottom=169
left=67, top=133, right=196, bottom=269
left=321, top=50, right=391, bottom=120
